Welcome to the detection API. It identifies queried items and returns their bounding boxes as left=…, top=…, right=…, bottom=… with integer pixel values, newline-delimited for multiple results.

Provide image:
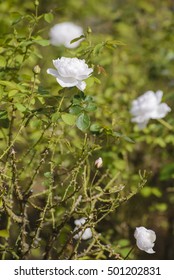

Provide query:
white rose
left=47, top=57, right=93, bottom=91
left=49, top=22, right=83, bottom=49
left=130, top=90, right=171, bottom=129
left=73, top=217, right=92, bottom=240
left=134, top=226, right=156, bottom=254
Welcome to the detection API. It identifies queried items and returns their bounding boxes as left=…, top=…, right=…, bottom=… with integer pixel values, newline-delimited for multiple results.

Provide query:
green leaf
left=93, top=77, right=101, bottom=84
left=38, top=86, right=50, bottom=96
left=93, top=43, right=104, bottom=55
left=73, top=92, right=85, bottom=104
left=51, top=112, right=61, bottom=122
left=76, top=113, right=90, bottom=131
left=85, top=76, right=95, bottom=88
left=140, top=186, right=152, bottom=197
left=123, top=135, right=135, bottom=143
left=61, top=113, right=77, bottom=125
left=90, top=123, right=102, bottom=133
left=70, top=35, right=85, bottom=44
left=85, top=102, right=97, bottom=112
left=69, top=105, right=83, bottom=115
left=139, top=1, right=155, bottom=13
left=0, top=55, right=6, bottom=67
left=0, top=229, right=9, bottom=238
left=106, top=40, right=126, bottom=46
left=44, top=13, right=54, bottom=23
left=15, top=103, right=26, bottom=113
left=154, top=203, right=167, bottom=212
left=72, top=97, right=81, bottom=105
left=0, top=119, right=9, bottom=128
left=119, top=239, right=130, bottom=247
left=0, top=80, right=24, bottom=91
left=95, top=186, right=103, bottom=192
left=11, top=12, right=23, bottom=25
left=152, top=188, right=162, bottom=198
left=84, top=96, right=93, bottom=102
left=160, top=163, right=174, bottom=181
left=114, top=132, right=135, bottom=143
left=0, top=110, right=9, bottom=128
left=0, top=110, right=8, bottom=120
left=8, top=89, right=19, bottom=97
left=44, top=172, right=51, bottom=178
left=35, top=39, right=50, bottom=46
left=33, top=37, right=50, bottom=46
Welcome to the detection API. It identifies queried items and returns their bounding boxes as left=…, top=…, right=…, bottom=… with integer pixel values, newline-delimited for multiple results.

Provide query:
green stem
left=124, top=246, right=135, bottom=260
left=0, top=122, right=25, bottom=161
left=157, top=119, right=173, bottom=130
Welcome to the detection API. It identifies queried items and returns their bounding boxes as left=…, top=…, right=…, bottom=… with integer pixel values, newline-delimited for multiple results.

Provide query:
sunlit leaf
left=0, top=229, right=9, bottom=238
left=76, top=112, right=90, bottom=131
left=44, top=13, right=54, bottom=23
left=61, top=113, right=77, bottom=125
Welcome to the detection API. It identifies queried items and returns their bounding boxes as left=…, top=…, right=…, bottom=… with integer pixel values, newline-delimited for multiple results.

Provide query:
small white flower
left=47, top=57, right=93, bottom=91
left=49, top=22, right=83, bottom=49
left=134, top=226, right=156, bottom=254
left=95, top=157, right=103, bottom=168
left=130, top=90, right=171, bottom=129
left=73, top=218, right=92, bottom=240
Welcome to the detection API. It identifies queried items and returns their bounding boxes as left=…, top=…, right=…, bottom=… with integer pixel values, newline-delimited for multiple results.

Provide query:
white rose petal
left=80, top=228, right=93, bottom=240
left=134, top=226, right=156, bottom=254
left=49, top=22, right=83, bottom=49
left=73, top=217, right=92, bottom=240
left=130, top=90, right=171, bottom=129
left=47, top=57, right=93, bottom=91
left=74, top=217, right=86, bottom=227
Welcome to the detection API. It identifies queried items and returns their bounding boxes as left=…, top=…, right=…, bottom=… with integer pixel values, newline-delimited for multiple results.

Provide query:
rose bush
left=47, top=57, right=93, bottom=91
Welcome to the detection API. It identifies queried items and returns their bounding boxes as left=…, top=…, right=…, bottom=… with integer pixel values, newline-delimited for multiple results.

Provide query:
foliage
left=0, top=0, right=173, bottom=260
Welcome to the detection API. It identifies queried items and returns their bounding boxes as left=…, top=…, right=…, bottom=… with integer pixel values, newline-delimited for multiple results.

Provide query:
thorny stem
left=124, top=246, right=135, bottom=260
left=0, top=120, right=26, bottom=161
left=1, top=104, right=16, bottom=259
